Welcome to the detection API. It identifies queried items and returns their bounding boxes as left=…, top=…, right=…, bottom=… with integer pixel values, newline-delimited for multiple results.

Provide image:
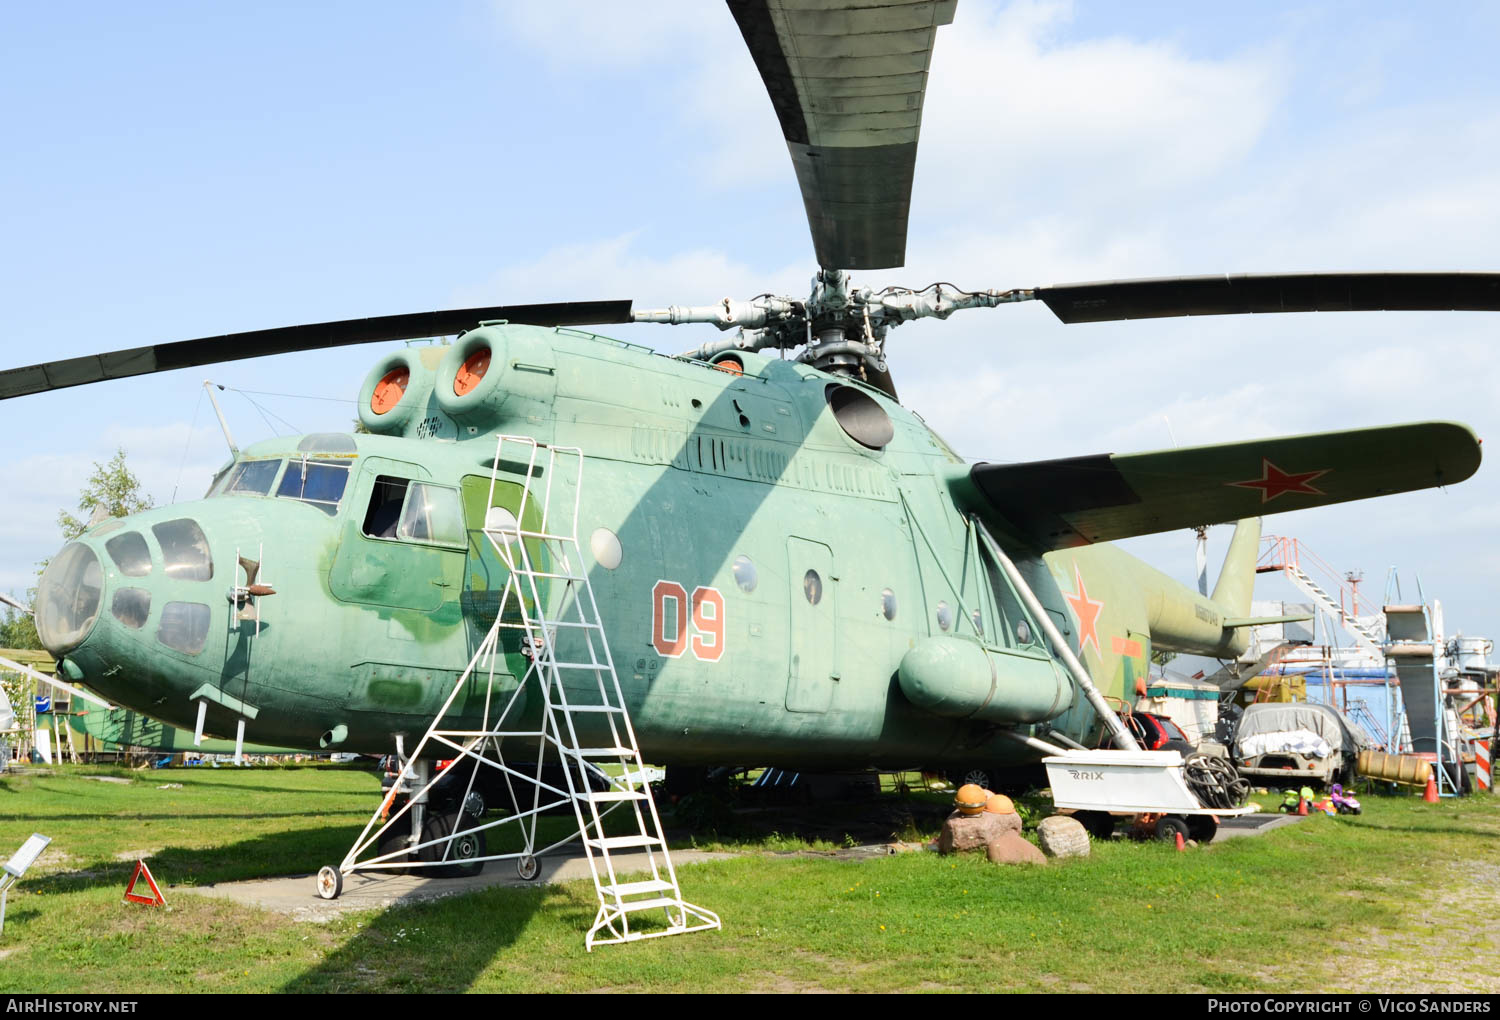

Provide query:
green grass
left=1, top=765, right=1497, bottom=993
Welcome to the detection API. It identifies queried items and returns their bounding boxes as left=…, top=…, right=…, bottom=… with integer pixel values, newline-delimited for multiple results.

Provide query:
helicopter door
left=786, top=537, right=838, bottom=714
left=330, top=457, right=465, bottom=611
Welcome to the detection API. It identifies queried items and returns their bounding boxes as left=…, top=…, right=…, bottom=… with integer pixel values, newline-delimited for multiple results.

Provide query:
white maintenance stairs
left=325, top=435, right=719, bottom=950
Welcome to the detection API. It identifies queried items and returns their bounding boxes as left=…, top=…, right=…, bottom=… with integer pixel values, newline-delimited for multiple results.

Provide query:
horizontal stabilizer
left=1222, top=614, right=1314, bottom=629
left=956, top=421, right=1480, bottom=551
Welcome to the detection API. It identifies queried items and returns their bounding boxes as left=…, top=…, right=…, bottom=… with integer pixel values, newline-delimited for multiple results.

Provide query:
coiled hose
left=1184, top=753, right=1252, bottom=810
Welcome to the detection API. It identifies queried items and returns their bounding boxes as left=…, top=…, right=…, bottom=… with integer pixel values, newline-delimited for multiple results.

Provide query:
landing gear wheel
left=1074, top=811, right=1115, bottom=840
left=959, top=765, right=992, bottom=791
left=1155, top=815, right=1191, bottom=844
left=374, top=814, right=413, bottom=875
left=516, top=855, right=540, bottom=881
left=316, top=866, right=343, bottom=900
left=420, top=810, right=486, bottom=878
left=1186, top=814, right=1218, bottom=843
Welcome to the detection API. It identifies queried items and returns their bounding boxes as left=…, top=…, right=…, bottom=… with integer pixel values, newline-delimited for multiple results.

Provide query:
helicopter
left=1, top=2, right=1494, bottom=870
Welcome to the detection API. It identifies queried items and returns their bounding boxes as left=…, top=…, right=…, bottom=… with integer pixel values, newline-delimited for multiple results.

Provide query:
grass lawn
left=0, top=764, right=1496, bottom=993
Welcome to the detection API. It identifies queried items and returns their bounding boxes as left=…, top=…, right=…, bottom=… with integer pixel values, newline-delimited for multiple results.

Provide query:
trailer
left=1044, top=748, right=1257, bottom=843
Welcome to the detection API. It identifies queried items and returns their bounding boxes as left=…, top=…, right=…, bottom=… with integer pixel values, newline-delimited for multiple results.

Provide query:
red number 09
left=652, top=581, right=725, bottom=662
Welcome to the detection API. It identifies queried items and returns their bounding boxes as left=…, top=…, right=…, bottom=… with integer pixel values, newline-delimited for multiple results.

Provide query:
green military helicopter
left=1, top=1, right=1493, bottom=903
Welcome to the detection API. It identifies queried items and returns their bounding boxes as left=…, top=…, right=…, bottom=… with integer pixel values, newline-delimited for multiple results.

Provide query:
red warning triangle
left=123, top=859, right=168, bottom=907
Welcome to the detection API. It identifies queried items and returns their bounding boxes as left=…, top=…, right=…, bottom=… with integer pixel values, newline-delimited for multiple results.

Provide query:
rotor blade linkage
left=0, top=301, right=634, bottom=400
left=728, top=0, right=957, bottom=270
left=1035, top=272, right=1500, bottom=324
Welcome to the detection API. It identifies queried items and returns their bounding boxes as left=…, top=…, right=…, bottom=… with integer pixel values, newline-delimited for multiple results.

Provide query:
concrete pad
left=1213, top=812, right=1304, bottom=842
left=192, top=848, right=735, bottom=921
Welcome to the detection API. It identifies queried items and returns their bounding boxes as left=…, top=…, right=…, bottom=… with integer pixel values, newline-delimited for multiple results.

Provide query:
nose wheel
left=316, top=865, right=344, bottom=900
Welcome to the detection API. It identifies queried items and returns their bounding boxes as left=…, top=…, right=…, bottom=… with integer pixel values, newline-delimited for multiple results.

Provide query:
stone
left=1036, top=815, right=1091, bottom=858
left=938, top=809, right=1022, bottom=854
left=985, top=833, right=1047, bottom=866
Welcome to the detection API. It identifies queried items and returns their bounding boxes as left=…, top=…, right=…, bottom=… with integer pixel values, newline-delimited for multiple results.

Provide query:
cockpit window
left=363, top=477, right=409, bottom=539
left=157, top=601, right=210, bottom=654
left=151, top=519, right=213, bottom=581
left=277, top=458, right=350, bottom=516
left=220, top=459, right=283, bottom=497
left=362, top=476, right=463, bottom=547
left=397, top=483, right=464, bottom=547
left=105, top=532, right=152, bottom=577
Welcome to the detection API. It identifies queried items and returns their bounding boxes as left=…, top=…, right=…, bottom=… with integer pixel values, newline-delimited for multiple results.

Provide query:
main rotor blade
left=1035, top=272, right=1500, bottom=324
left=728, top=0, right=955, bottom=271
left=0, top=300, right=633, bottom=400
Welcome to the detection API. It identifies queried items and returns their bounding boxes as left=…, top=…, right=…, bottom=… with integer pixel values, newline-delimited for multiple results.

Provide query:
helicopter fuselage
left=35, top=324, right=1244, bottom=775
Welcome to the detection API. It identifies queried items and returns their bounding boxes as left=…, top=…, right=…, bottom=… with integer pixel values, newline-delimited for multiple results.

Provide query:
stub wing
left=954, top=421, right=1480, bottom=551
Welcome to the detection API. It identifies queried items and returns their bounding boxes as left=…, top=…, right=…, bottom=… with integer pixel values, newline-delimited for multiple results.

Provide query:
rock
left=938, top=809, right=1022, bottom=854
left=986, top=833, right=1047, bottom=866
left=1036, top=816, right=1091, bottom=858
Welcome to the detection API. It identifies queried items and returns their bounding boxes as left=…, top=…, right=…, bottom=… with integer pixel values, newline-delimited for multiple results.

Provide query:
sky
left=2, top=1, right=1497, bottom=645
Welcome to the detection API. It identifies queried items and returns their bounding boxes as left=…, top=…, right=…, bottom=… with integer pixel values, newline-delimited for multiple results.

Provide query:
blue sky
left=2, top=1, right=1497, bottom=645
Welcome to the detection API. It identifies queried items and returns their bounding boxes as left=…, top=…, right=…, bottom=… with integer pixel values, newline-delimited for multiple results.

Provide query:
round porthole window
left=881, top=588, right=897, bottom=621
left=803, top=569, right=823, bottom=605
left=590, top=528, right=622, bottom=569
left=1015, top=619, right=1033, bottom=645
left=733, top=555, right=757, bottom=592
left=485, top=506, right=519, bottom=543
left=935, top=601, right=953, bottom=631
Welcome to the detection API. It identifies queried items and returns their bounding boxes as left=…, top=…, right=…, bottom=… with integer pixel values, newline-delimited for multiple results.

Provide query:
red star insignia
left=1227, top=457, right=1330, bottom=503
left=1063, top=564, right=1105, bottom=659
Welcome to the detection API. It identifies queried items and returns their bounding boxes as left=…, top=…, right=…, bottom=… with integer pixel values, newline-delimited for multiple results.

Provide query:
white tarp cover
left=0, top=685, right=14, bottom=733
left=1238, top=728, right=1332, bottom=760
left=1234, top=703, right=1375, bottom=759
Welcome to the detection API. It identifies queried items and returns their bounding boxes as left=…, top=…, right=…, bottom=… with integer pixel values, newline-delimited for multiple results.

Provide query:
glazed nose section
left=35, top=541, right=103, bottom=655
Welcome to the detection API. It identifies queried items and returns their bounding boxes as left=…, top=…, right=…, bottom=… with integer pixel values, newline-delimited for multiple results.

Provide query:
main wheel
left=316, top=865, right=343, bottom=900
left=374, top=813, right=413, bottom=875
left=1186, top=814, right=1218, bottom=843
left=1155, top=815, right=1191, bottom=844
left=957, top=765, right=993, bottom=791
left=420, top=810, right=487, bottom=878
left=1074, top=811, right=1115, bottom=840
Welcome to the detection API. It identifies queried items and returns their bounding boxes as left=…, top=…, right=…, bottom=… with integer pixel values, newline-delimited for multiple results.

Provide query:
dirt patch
left=1319, top=859, right=1500, bottom=993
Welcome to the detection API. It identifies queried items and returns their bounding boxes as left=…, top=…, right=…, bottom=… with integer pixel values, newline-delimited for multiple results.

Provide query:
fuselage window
left=111, top=588, right=151, bottom=630
left=803, top=569, right=823, bottom=605
left=220, top=459, right=283, bottom=497
left=363, top=477, right=410, bottom=539
left=151, top=519, right=213, bottom=581
left=277, top=458, right=351, bottom=516
left=105, top=532, right=152, bottom=577
left=397, top=483, right=464, bottom=547
left=157, top=601, right=210, bottom=654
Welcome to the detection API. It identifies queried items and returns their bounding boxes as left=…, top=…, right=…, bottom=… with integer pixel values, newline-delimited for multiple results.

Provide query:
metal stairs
left=331, top=435, right=719, bottom=950
left=1282, top=564, right=1385, bottom=654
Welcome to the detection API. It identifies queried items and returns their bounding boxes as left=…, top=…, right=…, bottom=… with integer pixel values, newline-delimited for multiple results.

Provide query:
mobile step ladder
left=321, top=435, right=720, bottom=950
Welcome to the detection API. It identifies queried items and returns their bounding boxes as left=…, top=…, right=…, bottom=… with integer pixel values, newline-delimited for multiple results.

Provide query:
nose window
left=157, top=601, right=210, bottom=654
left=105, top=532, right=152, bottom=577
left=111, top=588, right=151, bottom=629
left=151, top=519, right=213, bottom=581
left=35, top=542, right=101, bottom=652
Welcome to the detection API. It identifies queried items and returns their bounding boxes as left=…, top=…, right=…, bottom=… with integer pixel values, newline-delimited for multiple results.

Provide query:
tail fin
left=1212, top=517, right=1262, bottom=655
left=1211, top=517, right=1261, bottom=616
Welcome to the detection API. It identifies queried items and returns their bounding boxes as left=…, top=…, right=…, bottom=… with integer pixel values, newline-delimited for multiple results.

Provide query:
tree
left=57, top=448, right=153, bottom=540
left=1, top=448, right=154, bottom=651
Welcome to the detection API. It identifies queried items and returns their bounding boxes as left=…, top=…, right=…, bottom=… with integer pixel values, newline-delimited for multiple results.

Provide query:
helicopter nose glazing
left=35, top=541, right=103, bottom=655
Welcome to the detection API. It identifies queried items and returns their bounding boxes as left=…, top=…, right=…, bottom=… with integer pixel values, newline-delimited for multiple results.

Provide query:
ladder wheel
left=316, top=866, right=343, bottom=900
left=516, top=855, right=540, bottom=881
